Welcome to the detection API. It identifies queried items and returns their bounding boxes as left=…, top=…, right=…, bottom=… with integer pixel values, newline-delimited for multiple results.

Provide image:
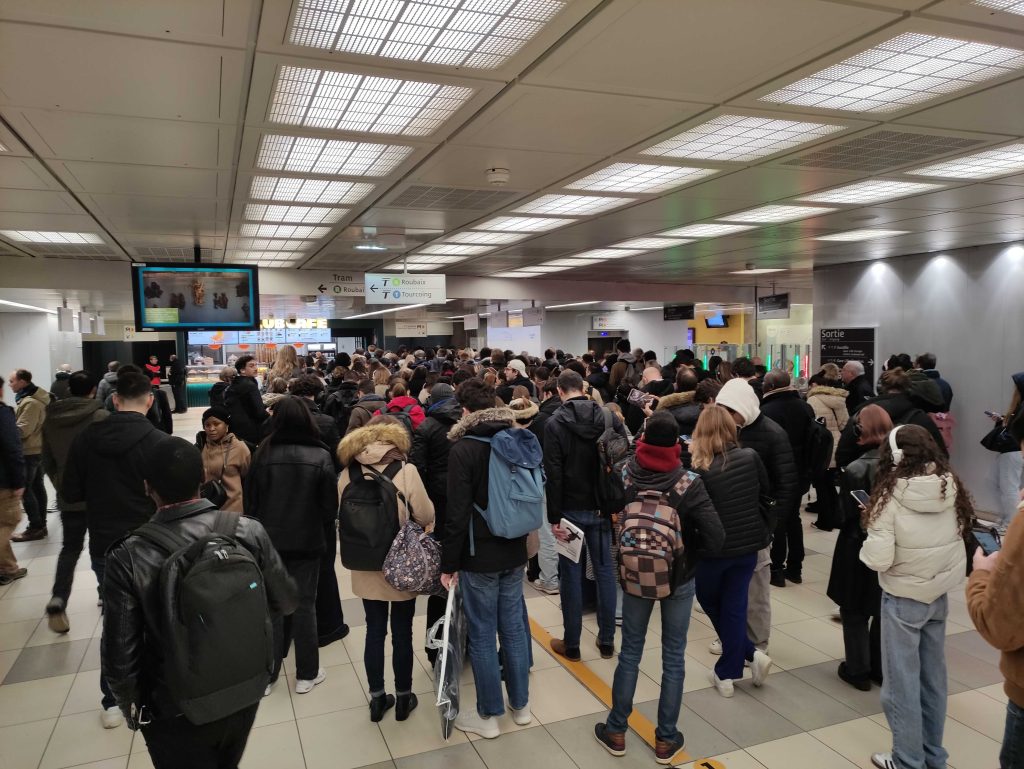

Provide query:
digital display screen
left=131, top=264, right=260, bottom=330
left=704, top=313, right=728, bottom=328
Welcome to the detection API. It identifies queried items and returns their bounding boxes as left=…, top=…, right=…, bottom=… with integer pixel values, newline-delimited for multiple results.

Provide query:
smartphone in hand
left=850, top=490, right=871, bottom=507
left=985, top=410, right=1002, bottom=421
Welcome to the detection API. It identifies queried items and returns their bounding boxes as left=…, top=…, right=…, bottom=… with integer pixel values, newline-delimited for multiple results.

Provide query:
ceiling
left=3, top=0, right=1024, bottom=292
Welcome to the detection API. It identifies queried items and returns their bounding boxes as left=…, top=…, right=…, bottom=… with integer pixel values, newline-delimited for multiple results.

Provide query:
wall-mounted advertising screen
left=131, top=263, right=260, bottom=330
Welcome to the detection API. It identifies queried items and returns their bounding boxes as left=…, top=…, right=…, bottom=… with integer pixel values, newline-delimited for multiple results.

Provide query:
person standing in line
left=594, top=413, right=723, bottom=764
left=0, top=377, right=26, bottom=585
left=8, top=369, right=51, bottom=542
left=842, top=360, right=875, bottom=414
left=860, top=425, right=970, bottom=769
left=224, top=355, right=268, bottom=445
left=168, top=354, right=187, bottom=413
left=526, top=380, right=562, bottom=595
left=144, top=355, right=162, bottom=388
left=50, top=364, right=73, bottom=401
left=40, top=370, right=109, bottom=633
left=988, top=372, right=1024, bottom=533
left=197, top=407, right=250, bottom=513
left=805, top=370, right=850, bottom=532
left=96, top=361, right=119, bottom=403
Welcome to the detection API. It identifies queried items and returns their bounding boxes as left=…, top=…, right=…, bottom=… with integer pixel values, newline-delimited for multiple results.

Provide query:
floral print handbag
left=382, top=518, right=442, bottom=594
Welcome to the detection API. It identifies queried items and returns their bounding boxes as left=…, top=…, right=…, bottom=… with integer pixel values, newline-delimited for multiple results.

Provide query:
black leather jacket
left=101, top=500, right=297, bottom=727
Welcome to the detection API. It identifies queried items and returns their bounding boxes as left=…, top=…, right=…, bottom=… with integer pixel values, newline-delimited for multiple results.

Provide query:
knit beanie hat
left=716, top=378, right=761, bottom=427
left=430, top=383, right=455, bottom=402
left=202, top=406, right=231, bottom=425
left=641, top=412, right=679, bottom=447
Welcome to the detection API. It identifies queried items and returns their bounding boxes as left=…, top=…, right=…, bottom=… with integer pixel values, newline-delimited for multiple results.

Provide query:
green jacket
left=41, top=397, right=108, bottom=511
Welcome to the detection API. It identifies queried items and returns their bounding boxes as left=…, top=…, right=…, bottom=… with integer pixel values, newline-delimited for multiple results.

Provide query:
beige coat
left=201, top=433, right=251, bottom=513
left=15, top=387, right=50, bottom=456
left=806, top=385, right=849, bottom=468
left=337, top=421, right=434, bottom=602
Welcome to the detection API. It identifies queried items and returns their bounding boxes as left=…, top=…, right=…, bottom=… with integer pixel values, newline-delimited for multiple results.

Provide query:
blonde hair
left=372, top=367, right=390, bottom=386
left=269, top=344, right=299, bottom=381
left=690, top=404, right=739, bottom=471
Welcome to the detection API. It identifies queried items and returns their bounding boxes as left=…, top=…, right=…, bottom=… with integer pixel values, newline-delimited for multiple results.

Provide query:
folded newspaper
left=554, top=518, right=584, bottom=563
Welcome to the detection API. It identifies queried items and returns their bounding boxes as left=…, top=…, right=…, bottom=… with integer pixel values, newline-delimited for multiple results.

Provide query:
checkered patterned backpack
left=617, top=473, right=694, bottom=599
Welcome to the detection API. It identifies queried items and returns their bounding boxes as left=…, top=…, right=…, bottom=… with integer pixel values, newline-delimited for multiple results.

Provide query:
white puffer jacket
left=860, top=472, right=966, bottom=604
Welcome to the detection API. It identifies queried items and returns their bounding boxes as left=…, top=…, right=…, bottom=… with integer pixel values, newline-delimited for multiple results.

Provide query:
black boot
left=395, top=693, right=418, bottom=722
left=770, top=569, right=786, bottom=587
left=370, top=693, right=395, bottom=722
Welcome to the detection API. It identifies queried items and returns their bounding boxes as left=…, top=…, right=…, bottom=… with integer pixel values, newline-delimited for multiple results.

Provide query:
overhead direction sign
left=316, top=272, right=365, bottom=297
left=365, top=273, right=446, bottom=305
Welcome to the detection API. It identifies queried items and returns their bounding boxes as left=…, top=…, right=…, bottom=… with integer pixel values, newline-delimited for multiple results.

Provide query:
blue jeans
left=880, top=592, right=949, bottom=769
left=695, top=553, right=757, bottom=680
left=1003, top=699, right=1024, bottom=769
left=460, top=569, right=530, bottom=716
left=607, top=579, right=695, bottom=741
left=558, top=510, right=616, bottom=647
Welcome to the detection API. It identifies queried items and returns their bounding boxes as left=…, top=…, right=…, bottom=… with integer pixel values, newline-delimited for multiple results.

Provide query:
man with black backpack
left=103, top=438, right=297, bottom=769
left=323, top=371, right=361, bottom=438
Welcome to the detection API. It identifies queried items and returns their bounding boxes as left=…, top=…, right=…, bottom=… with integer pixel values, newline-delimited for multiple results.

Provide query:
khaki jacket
left=806, top=386, right=850, bottom=468
left=15, top=387, right=50, bottom=456
left=201, top=433, right=251, bottom=513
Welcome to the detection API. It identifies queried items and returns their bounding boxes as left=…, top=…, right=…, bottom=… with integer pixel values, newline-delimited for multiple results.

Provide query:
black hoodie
left=543, top=397, right=626, bottom=522
left=62, top=411, right=172, bottom=558
left=410, top=397, right=463, bottom=531
left=41, top=397, right=109, bottom=512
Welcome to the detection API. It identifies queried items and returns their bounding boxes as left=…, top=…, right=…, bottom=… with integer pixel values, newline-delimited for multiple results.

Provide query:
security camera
left=486, top=167, right=511, bottom=186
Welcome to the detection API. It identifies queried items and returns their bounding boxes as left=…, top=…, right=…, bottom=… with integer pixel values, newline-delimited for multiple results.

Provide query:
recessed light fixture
left=1, top=231, right=103, bottom=244
left=287, top=0, right=566, bottom=70
left=238, top=224, right=331, bottom=239
left=973, top=1, right=1024, bottom=17
left=0, top=141, right=8, bottom=153
left=568, top=249, right=645, bottom=260
left=719, top=204, right=836, bottom=224
left=345, top=302, right=431, bottom=320
left=0, top=299, right=57, bottom=314
left=443, top=231, right=528, bottom=245
left=353, top=241, right=388, bottom=251
left=799, top=180, right=942, bottom=205
left=383, top=260, right=463, bottom=271
left=815, top=229, right=911, bottom=241
left=227, top=238, right=314, bottom=252
left=610, top=237, right=692, bottom=250
left=640, top=115, right=846, bottom=162
left=545, top=300, right=600, bottom=309
left=729, top=268, right=787, bottom=274
left=492, top=271, right=543, bottom=278
left=542, top=258, right=600, bottom=268
left=657, top=223, right=755, bottom=238
left=527, top=264, right=576, bottom=273
left=472, top=215, right=568, bottom=233
left=512, top=194, right=634, bottom=217
left=243, top=204, right=347, bottom=225
left=257, top=135, right=414, bottom=177
left=565, top=163, right=717, bottom=194
left=760, top=32, right=1024, bottom=113
left=268, top=65, right=474, bottom=137
left=226, top=251, right=307, bottom=263
left=627, top=306, right=663, bottom=311
left=250, top=176, right=374, bottom=205
left=906, top=142, right=1024, bottom=179
left=418, top=244, right=494, bottom=255
left=386, top=255, right=465, bottom=265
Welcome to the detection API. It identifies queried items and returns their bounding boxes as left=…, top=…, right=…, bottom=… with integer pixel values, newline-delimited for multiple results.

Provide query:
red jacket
left=144, top=363, right=161, bottom=387
left=375, top=395, right=425, bottom=430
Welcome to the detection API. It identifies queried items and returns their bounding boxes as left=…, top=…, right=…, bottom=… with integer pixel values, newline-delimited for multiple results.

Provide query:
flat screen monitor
left=131, top=263, right=260, bottom=331
left=704, top=313, right=729, bottom=328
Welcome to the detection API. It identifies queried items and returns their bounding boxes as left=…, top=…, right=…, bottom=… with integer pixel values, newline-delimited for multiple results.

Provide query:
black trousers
left=770, top=504, right=805, bottom=574
left=812, top=469, right=840, bottom=530
left=315, top=524, right=346, bottom=645
left=840, top=607, right=882, bottom=680
left=171, top=381, right=187, bottom=412
left=142, top=704, right=258, bottom=769
left=271, top=557, right=320, bottom=682
left=51, top=510, right=98, bottom=603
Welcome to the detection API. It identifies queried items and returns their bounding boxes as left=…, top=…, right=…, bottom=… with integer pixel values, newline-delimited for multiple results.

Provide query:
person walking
left=8, top=369, right=50, bottom=542
left=860, top=425, right=971, bottom=769
left=0, top=377, right=26, bottom=586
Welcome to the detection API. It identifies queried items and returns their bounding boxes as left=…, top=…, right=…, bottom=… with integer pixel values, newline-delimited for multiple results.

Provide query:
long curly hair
left=863, top=424, right=974, bottom=534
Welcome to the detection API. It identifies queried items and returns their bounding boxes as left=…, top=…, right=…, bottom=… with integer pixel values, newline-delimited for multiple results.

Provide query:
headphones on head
left=888, top=425, right=905, bottom=466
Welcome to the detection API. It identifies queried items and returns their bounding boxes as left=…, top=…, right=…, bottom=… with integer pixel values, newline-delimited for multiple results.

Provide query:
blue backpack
left=466, top=429, right=545, bottom=555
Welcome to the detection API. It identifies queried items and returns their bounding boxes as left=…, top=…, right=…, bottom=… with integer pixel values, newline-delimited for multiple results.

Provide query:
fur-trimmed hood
left=447, top=406, right=514, bottom=441
left=509, top=398, right=539, bottom=422
left=339, top=421, right=411, bottom=466
left=656, top=391, right=696, bottom=411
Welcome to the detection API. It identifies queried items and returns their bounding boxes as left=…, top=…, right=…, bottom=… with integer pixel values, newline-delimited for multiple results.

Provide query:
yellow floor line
left=528, top=617, right=726, bottom=768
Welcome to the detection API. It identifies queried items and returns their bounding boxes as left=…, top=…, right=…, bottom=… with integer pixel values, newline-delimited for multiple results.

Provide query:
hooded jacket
left=41, top=397, right=109, bottom=512
left=62, top=412, right=171, bottom=558
left=442, top=407, right=529, bottom=574
left=695, top=447, right=771, bottom=558
left=14, top=384, right=50, bottom=456
left=223, top=375, right=268, bottom=444
left=860, top=472, right=967, bottom=603
left=921, top=369, right=953, bottom=412
left=609, top=352, right=640, bottom=392
left=347, top=393, right=387, bottom=433
left=836, top=393, right=946, bottom=468
left=374, top=395, right=426, bottom=430
left=760, top=387, right=816, bottom=486
left=543, top=397, right=627, bottom=522
left=528, top=395, right=561, bottom=447
left=806, top=385, right=850, bottom=469
left=907, top=369, right=946, bottom=413
left=656, top=391, right=701, bottom=438
left=410, top=397, right=463, bottom=532
left=0, top=401, right=25, bottom=490
left=96, top=371, right=118, bottom=404
left=200, top=433, right=250, bottom=513
left=49, top=372, right=71, bottom=401
left=496, top=374, right=535, bottom=405
left=338, top=421, right=434, bottom=601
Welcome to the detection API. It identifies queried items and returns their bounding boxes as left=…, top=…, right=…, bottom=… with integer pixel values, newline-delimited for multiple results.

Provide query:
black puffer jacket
left=835, top=393, right=946, bottom=468
left=410, top=397, right=463, bottom=532
left=224, top=375, right=268, bottom=444
left=544, top=397, right=627, bottom=523
left=244, top=439, right=338, bottom=557
left=738, top=415, right=800, bottom=515
left=656, top=392, right=701, bottom=437
left=696, top=447, right=770, bottom=558
left=102, top=500, right=298, bottom=726
left=845, top=374, right=875, bottom=414
left=760, top=388, right=815, bottom=488
left=208, top=381, right=228, bottom=409
left=497, top=375, right=535, bottom=405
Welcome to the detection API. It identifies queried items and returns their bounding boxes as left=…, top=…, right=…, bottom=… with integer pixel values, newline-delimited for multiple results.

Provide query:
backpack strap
left=135, top=521, right=189, bottom=555
left=463, top=436, right=492, bottom=558
left=601, top=407, right=612, bottom=432
left=365, top=461, right=413, bottom=521
left=210, top=509, right=240, bottom=538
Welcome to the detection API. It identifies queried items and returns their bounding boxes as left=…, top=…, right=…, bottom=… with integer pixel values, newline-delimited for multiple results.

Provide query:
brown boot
left=12, top=527, right=46, bottom=543
left=550, top=638, right=581, bottom=661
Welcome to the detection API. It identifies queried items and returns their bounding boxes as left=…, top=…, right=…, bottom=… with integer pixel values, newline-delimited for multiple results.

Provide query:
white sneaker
left=101, top=706, right=124, bottom=729
left=871, top=753, right=897, bottom=769
left=750, top=650, right=772, bottom=687
left=512, top=703, right=532, bottom=726
left=295, top=668, right=327, bottom=694
left=264, top=683, right=273, bottom=697
left=708, top=638, right=722, bottom=655
left=709, top=671, right=734, bottom=698
left=455, top=709, right=500, bottom=739
left=534, top=581, right=560, bottom=596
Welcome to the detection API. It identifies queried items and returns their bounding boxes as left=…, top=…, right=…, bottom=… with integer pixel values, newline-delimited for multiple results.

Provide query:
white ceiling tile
left=413, top=144, right=603, bottom=191
left=85, top=194, right=222, bottom=221
left=0, top=157, right=59, bottom=190
left=0, top=189, right=76, bottom=214
left=59, top=162, right=221, bottom=197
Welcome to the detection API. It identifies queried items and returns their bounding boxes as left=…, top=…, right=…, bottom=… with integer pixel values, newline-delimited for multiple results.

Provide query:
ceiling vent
left=133, top=246, right=216, bottom=260
left=780, top=130, right=987, bottom=173
left=387, top=185, right=520, bottom=211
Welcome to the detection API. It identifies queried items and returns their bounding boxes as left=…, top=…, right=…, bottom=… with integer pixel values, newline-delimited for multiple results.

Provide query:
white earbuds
left=889, top=424, right=905, bottom=466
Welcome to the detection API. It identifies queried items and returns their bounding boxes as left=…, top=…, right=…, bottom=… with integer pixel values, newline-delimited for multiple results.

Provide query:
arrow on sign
left=370, top=284, right=378, bottom=293
left=318, top=284, right=326, bottom=294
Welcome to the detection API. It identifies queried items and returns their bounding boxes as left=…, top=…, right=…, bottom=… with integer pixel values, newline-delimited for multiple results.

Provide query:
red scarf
left=635, top=439, right=681, bottom=472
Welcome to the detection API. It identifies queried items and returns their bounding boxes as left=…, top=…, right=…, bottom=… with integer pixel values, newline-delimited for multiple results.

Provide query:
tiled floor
left=0, top=409, right=1007, bottom=769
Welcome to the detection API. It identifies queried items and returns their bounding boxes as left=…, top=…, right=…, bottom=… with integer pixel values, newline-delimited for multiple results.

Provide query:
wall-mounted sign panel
left=187, top=331, right=240, bottom=345
left=261, top=317, right=328, bottom=330
left=365, top=273, right=446, bottom=305
left=395, top=321, right=429, bottom=337
left=285, top=328, right=331, bottom=343
left=522, top=307, right=545, bottom=327
left=592, top=313, right=626, bottom=330
left=508, top=310, right=523, bottom=328
left=490, top=311, right=509, bottom=329
left=820, top=327, right=876, bottom=382
left=757, top=293, right=790, bottom=320
left=238, top=328, right=287, bottom=344
left=663, top=304, right=694, bottom=321
left=463, top=314, right=479, bottom=331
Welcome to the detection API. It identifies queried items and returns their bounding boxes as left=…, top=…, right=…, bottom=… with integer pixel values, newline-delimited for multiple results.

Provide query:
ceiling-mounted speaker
left=57, top=306, right=75, bottom=332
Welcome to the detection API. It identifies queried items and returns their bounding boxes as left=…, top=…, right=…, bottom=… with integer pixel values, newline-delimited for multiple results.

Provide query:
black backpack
left=338, top=461, right=403, bottom=571
left=324, top=387, right=360, bottom=435
left=806, top=415, right=834, bottom=480
left=595, top=409, right=631, bottom=516
left=134, top=508, right=273, bottom=725
left=387, top=404, right=417, bottom=439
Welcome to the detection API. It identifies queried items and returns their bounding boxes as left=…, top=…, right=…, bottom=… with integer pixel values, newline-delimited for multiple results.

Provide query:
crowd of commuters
left=2, top=339, right=1023, bottom=769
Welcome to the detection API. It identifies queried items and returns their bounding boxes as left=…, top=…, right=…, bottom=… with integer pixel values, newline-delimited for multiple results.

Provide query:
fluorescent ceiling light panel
left=545, top=300, right=600, bottom=309
left=269, top=65, right=474, bottom=137
left=0, top=299, right=57, bottom=314
left=443, top=231, right=527, bottom=245
left=238, top=224, right=331, bottom=239
left=386, top=254, right=465, bottom=265
left=244, top=204, right=347, bottom=225
left=565, top=163, right=717, bottom=194
left=472, top=215, right=567, bottom=233
left=611, top=237, right=692, bottom=250
left=640, top=115, right=845, bottom=162
left=815, top=229, right=911, bottom=241
left=418, top=244, right=493, bottom=255
left=543, top=258, right=601, bottom=268
left=383, top=261, right=462, bottom=270
left=799, top=179, right=942, bottom=204
left=250, top=176, right=374, bottom=205
left=628, top=306, right=663, bottom=311
left=528, top=264, right=576, bottom=272
left=719, top=204, right=836, bottom=223
left=346, top=303, right=430, bottom=319
left=226, top=251, right=307, bottom=262
left=972, top=1, right=1024, bottom=16
left=512, top=194, right=633, bottom=217
left=493, top=271, right=542, bottom=278
left=657, top=223, right=755, bottom=238
left=257, top=134, right=414, bottom=177
left=569, top=249, right=644, bottom=260
left=227, top=239, right=314, bottom=252
left=906, top=142, right=1024, bottom=179
left=760, top=33, right=1024, bottom=113
left=287, top=0, right=565, bottom=70
left=729, top=268, right=786, bottom=274
left=0, top=141, right=8, bottom=152
left=1, top=231, right=103, bottom=244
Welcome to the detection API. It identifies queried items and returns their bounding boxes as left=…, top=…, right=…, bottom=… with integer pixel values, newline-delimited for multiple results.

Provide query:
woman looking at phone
left=827, top=404, right=892, bottom=691
left=859, top=424, right=972, bottom=769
